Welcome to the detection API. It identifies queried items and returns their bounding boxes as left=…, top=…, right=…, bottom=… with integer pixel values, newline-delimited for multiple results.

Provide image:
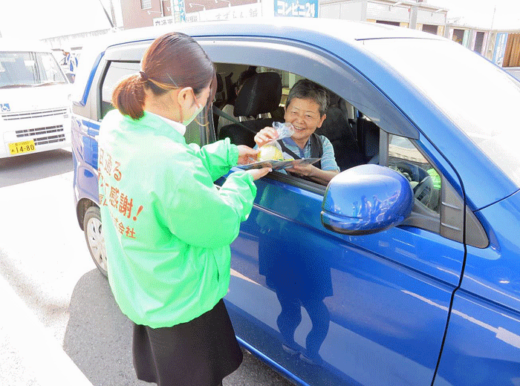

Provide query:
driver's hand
left=254, top=127, right=279, bottom=148
left=285, top=163, right=315, bottom=177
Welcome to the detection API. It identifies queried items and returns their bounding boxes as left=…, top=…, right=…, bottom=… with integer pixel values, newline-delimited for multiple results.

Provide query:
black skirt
left=133, top=299, right=243, bottom=386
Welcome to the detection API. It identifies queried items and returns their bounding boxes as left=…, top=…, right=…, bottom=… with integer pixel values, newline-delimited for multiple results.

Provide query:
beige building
left=120, top=0, right=173, bottom=29
left=319, top=0, right=447, bottom=36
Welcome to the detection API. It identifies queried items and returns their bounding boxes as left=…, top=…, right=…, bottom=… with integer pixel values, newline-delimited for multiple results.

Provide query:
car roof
left=94, top=17, right=443, bottom=52
left=0, top=38, right=52, bottom=53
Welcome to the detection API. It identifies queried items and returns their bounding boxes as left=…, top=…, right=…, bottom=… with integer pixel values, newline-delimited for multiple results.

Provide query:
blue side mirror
left=321, top=164, right=414, bottom=235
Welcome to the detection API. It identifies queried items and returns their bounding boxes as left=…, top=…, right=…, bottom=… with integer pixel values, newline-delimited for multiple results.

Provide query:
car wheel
left=83, top=206, right=107, bottom=277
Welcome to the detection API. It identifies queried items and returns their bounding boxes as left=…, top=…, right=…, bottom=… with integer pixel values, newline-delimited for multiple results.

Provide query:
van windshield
left=0, top=51, right=67, bottom=88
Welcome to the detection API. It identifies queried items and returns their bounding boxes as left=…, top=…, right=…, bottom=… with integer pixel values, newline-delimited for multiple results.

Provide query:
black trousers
left=133, top=299, right=243, bottom=386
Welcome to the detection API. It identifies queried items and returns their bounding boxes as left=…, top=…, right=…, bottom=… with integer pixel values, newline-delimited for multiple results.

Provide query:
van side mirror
left=321, top=164, right=413, bottom=235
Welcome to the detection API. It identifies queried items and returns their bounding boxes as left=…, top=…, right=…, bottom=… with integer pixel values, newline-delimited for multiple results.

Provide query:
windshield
left=0, top=51, right=67, bottom=88
left=363, top=38, right=520, bottom=186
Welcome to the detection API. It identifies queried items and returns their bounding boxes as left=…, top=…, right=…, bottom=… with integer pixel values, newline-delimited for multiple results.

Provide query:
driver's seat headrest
left=234, top=72, right=282, bottom=117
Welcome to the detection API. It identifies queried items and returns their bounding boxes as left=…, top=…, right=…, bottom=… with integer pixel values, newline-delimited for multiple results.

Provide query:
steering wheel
left=392, top=161, right=434, bottom=206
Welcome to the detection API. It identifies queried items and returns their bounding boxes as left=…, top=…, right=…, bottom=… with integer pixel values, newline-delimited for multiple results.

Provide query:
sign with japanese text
left=274, top=0, right=318, bottom=18
left=98, top=148, right=144, bottom=240
left=173, top=0, right=186, bottom=23
left=153, top=16, right=175, bottom=27
left=185, top=3, right=261, bottom=23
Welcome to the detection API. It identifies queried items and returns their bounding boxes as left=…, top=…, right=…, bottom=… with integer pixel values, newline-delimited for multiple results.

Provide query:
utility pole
left=484, top=6, right=497, bottom=60
left=98, top=0, right=115, bottom=28
left=490, top=5, right=496, bottom=30
left=409, top=4, right=418, bottom=30
left=108, top=0, right=118, bottom=28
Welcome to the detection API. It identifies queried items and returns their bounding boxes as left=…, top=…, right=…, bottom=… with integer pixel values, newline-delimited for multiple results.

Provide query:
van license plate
left=9, top=140, right=36, bottom=155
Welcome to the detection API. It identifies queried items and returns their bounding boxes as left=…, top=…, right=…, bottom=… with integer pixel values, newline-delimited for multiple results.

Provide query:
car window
left=184, top=109, right=216, bottom=145
left=36, top=52, right=67, bottom=83
left=0, top=51, right=66, bottom=87
left=99, top=60, right=209, bottom=145
left=214, top=64, right=343, bottom=186
left=100, top=61, right=140, bottom=120
left=388, top=135, right=441, bottom=214
left=212, top=62, right=448, bottom=235
left=363, top=38, right=520, bottom=187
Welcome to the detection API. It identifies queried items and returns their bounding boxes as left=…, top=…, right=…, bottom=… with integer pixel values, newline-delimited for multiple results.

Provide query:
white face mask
left=182, top=102, right=204, bottom=126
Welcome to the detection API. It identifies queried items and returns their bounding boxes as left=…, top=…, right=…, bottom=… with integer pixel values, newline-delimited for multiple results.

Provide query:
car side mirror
left=321, top=164, right=413, bottom=235
left=65, top=73, right=75, bottom=83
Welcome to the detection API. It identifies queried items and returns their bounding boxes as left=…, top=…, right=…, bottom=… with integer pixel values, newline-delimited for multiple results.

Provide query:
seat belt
left=213, top=106, right=258, bottom=135
left=279, top=134, right=323, bottom=170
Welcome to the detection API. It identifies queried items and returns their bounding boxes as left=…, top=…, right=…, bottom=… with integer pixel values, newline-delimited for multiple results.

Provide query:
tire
left=83, top=206, right=108, bottom=277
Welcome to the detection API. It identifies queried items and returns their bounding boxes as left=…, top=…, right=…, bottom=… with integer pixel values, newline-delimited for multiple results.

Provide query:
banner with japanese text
left=185, top=3, right=261, bottom=23
left=274, top=0, right=318, bottom=18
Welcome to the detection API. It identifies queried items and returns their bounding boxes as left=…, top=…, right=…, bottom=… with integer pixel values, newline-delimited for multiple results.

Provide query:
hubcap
left=86, top=217, right=107, bottom=273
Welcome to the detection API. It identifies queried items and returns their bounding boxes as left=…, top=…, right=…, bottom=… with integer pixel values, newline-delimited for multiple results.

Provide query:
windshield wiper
left=0, top=84, right=33, bottom=89
left=33, top=80, right=66, bottom=87
left=33, top=81, right=66, bottom=87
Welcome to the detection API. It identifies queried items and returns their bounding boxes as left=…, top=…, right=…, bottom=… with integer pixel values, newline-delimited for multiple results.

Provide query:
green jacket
left=98, top=110, right=256, bottom=328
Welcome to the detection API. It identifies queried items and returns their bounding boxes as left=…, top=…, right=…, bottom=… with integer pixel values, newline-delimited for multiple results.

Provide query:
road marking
left=0, top=274, right=93, bottom=386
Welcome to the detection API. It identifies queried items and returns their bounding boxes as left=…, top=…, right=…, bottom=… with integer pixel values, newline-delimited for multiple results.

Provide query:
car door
left=201, top=37, right=466, bottom=386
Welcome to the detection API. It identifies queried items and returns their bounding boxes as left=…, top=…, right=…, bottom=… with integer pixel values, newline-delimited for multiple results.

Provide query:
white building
left=319, top=0, right=447, bottom=36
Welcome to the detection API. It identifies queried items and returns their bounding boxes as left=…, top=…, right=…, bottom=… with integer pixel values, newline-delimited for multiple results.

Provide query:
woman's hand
left=246, top=167, right=272, bottom=180
left=254, top=127, right=279, bottom=148
left=236, top=145, right=259, bottom=165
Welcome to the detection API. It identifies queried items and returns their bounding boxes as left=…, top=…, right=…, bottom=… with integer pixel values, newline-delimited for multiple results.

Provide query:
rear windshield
left=0, top=51, right=67, bottom=88
left=363, top=38, right=520, bottom=187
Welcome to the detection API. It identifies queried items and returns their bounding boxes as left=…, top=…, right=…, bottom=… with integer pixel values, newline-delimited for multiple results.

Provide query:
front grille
left=16, top=125, right=64, bottom=138
left=2, top=108, right=68, bottom=121
left=34, top=134, right=66, bottom=146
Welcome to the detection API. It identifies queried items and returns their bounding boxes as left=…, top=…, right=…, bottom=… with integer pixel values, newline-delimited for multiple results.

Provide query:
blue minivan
left=71, top=19, right=520, bottom=386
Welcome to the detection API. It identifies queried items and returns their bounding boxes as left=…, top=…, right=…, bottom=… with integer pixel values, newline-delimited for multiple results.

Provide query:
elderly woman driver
left=254, top=79, right=340, bottom=185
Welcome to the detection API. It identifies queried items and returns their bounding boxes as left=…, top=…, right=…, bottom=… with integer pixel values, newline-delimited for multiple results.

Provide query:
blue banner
left=493, top=33, right=508, bottom=66
left=274, top=0, right=318, bottom=18
left=173, top=0, right=186, bottom=23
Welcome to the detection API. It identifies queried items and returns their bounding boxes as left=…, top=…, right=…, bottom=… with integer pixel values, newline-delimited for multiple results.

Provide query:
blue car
left=71, top=19, right=520, bottom=386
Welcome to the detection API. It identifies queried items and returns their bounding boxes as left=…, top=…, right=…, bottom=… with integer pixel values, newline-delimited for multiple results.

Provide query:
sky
left=0, top=0, right=519, bottom=40
left=0, top=0, right=117, bottom=39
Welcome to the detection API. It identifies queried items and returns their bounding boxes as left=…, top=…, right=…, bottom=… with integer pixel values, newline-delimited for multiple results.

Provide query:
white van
left=0, top=39, right=72, bottom=158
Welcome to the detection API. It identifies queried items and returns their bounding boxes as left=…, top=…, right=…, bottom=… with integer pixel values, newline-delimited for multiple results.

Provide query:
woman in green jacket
left=98, top=32, right=270, bottom=386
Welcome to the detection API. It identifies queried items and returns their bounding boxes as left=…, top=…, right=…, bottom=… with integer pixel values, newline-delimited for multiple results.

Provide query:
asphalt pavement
left=0, top=149, right=294, bottom=386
